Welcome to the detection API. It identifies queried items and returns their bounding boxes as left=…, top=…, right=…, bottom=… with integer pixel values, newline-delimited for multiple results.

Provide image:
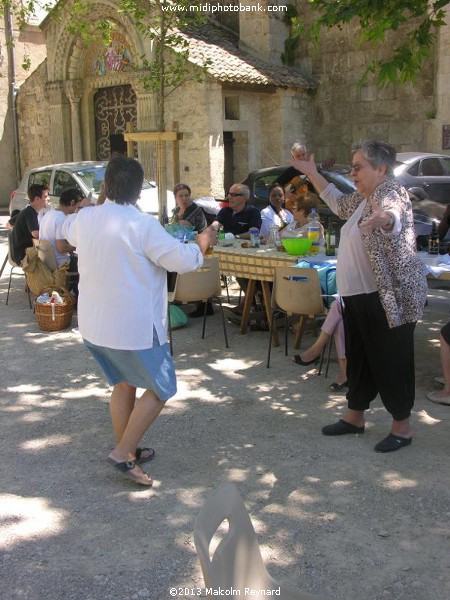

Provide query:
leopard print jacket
left=335, top=178, right=427, bottom=329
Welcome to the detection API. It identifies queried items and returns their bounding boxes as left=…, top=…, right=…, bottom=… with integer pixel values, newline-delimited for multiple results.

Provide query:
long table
left=213, top=243, right=329, bottom=343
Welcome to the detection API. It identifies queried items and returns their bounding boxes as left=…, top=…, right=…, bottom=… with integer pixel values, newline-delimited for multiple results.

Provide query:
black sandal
left=329, top=381, right=348, bottom=391
left=135, top=447, right=155, bottom=464
left=107, top=458, right=153, bottom=486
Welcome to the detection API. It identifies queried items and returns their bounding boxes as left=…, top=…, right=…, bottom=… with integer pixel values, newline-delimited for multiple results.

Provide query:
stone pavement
left=0, top=220, right=449, bottom=600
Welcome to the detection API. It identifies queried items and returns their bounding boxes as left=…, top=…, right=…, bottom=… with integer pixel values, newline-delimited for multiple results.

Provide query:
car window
left=420, top=158, right=444, bottom=176
left=74, top=166, right=106, bottom=193
left=441, top=157, right=450, bottom=175
left=53, top=171, right=82, bottom=197
left=253, top=174, right=279, bottom=200
left=406, top=161, right=420, bottom=176
left=29, top=170, right=52, bottom=188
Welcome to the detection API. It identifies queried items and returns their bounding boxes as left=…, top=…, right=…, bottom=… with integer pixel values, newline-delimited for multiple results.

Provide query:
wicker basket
left=34, top=287, right=75, bottom=332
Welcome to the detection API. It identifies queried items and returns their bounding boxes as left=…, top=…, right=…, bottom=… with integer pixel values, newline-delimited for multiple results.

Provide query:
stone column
left=132, top=80, right=158, bottom=179
left=45, top=81, right=72, bottom=163
left=65, top=80, right=84, bottom=161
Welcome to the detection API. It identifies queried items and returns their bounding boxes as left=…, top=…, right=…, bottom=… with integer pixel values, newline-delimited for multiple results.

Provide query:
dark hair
left=352, top=140, right=396, bottom=177
left=173, top=183, right=191, bottom=197
left=104, top=157, right=144, bottom=205
left=27, top=183, right=49, bottom=203
left=269, top=183, right=284, bottom=195
left=59, top=188, right=84, bottom=207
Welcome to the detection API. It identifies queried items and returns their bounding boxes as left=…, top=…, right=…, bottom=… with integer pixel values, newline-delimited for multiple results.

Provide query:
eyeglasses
left=350, top=163, right=365, bottom=172
left=228, top=192, right=244, bottom=197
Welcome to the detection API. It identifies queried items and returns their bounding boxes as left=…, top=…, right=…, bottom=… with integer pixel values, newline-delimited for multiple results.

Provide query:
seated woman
left=292, top=299, right=347, bottom=391
left=260, top=183, right=293, bottom=237
left=171, top=183, right=207, bottom=233
left=282, top=190, right=325, bottom=245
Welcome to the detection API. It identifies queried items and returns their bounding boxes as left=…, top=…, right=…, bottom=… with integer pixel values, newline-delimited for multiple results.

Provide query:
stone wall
left=16, top=61, right=53, bottom=173
left=295, top=5, right=436, bottom=161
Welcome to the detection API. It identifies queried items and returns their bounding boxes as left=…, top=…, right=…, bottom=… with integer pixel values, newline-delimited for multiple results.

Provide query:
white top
left=260, top=205, right=294, bottom=237
left=62, top=200, right=203, bottom=350
left=321, top=184, right=401, bottom=296
left=39, top=209, right=70, bottom=267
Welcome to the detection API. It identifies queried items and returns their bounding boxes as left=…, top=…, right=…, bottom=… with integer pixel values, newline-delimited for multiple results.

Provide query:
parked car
left=9, top=161, right=175, bottom=216
left=241, top=164, right=446, bottom=240
left=394, top=152, right=450, bottom=204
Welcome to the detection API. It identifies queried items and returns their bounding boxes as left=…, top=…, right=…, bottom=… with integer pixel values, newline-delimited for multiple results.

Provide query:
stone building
left=13, top=0, right=315, bottom=202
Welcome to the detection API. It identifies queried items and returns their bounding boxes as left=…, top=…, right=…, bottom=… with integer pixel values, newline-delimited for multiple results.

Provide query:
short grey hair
left=291, top=142, right=307, bottom=156
left=352, top=140, right=396, bottom=177
left=232, top=183, right=250, bottom=199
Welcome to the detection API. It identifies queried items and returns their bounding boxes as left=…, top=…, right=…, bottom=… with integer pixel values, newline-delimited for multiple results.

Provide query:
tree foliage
left=294, top=0, right=449, bottom=86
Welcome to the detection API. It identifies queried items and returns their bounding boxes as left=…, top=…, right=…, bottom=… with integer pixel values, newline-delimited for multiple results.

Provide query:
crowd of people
left=6, top=138, right=450, bottom=484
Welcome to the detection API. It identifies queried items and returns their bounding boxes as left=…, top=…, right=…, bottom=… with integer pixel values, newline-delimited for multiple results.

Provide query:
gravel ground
left=0, top=219, right=449, bottom=600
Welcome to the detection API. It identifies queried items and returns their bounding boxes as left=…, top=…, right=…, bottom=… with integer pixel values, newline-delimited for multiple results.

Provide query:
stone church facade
left=3, top=1, right=450, bottom=208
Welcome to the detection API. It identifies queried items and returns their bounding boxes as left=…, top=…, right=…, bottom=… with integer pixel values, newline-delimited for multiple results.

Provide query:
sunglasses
left=228, top=192, right=244, bottom=197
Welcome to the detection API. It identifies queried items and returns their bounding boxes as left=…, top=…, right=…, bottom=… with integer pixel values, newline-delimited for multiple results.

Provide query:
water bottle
left=249, top=227, right=260, bottom=248
left=307, top=208, right=321, bottom=254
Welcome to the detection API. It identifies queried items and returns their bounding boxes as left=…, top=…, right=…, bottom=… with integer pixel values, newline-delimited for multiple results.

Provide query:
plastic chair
left=194, top=483, right=326, bottom=600
left=267, top=267, right=325, bottom=368
left=167, top=271, right=179, bottom=356
left=174, top=256, right=229, bottom=348
left=5, top=232, right=32, bottom=308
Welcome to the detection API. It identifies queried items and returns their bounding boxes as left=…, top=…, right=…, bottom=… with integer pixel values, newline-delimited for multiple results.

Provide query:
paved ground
left=0, top=218, right=449, bottom=600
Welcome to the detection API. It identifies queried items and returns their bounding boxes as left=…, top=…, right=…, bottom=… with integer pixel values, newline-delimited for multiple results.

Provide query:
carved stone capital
left=65, top=80, right=84, bottom=104
left=45, top=81, right=68, bottom=105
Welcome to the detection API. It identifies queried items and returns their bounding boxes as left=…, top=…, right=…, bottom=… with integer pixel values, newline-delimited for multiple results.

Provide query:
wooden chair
left=267, top=267, right=325, bottom=368
left=194, top=483, right=327, bottom=600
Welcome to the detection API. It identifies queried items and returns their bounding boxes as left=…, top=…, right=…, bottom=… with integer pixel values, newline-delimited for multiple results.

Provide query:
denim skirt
left=83, top=330, right=176, bottom=401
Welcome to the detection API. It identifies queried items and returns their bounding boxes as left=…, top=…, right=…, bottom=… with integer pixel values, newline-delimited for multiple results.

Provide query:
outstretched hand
left=359, top=196, right=392, bottom=234
left=196, top=225, right=218, bottom=255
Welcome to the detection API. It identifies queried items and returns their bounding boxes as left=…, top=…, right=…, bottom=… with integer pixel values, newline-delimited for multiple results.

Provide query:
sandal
left=135, top=447, right=155, bottom=464
left=329, top=381, right=348, bottom=391
left=107, top=457, right=153, bottom=486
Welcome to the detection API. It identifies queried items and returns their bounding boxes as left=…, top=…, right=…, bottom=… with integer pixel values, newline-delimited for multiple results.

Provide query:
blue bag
left=295, top=260, right=337, bottom=307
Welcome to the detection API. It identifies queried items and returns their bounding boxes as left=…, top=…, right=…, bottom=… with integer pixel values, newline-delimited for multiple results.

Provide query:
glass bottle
left=428, top=220, right=439, bottom=255
left=325, top=220, right=336, bottom=256
left=307, top=208, right=321, bottom=254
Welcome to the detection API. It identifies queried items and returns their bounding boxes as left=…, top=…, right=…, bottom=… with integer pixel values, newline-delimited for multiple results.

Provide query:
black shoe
left=292, top=354, right=320, bottom=366
left=374, top=434, right=412, bottom=453
left=190, top=302, right=214, bottom=318
left=322, top=419, right=365, bottom=436
left=329, top=381, right=349, bottom=392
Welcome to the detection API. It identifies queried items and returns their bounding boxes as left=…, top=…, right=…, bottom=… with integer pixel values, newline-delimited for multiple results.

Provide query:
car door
left=419, top=157, right=450, bottom=203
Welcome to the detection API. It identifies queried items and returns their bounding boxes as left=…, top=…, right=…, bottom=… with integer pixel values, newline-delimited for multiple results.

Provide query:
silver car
left=394, top=152, right=450, bottom=204
left=9, top=161, right=174, bottom=216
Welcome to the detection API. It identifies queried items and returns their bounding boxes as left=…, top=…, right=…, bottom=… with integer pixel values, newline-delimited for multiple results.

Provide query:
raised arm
left=289, top=154, right=330, bottom=195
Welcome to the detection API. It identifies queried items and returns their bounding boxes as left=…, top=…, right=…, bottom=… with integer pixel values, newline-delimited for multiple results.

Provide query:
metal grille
left=94, top=85, right=137, bottom=160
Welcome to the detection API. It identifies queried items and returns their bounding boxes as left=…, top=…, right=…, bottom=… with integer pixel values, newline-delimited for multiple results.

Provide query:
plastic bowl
left=281, top=237, right=312, bottom=256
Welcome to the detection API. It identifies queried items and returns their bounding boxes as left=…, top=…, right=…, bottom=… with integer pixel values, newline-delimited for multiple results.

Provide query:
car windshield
left=74, top=166, right=106, bottom=193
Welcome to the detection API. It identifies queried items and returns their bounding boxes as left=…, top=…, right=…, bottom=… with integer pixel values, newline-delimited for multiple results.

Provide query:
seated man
left=214, top=183, right=262, bottom=238
left=10, top=184, right=49, bottom=264
left=39, top=188, right=84, bottom=268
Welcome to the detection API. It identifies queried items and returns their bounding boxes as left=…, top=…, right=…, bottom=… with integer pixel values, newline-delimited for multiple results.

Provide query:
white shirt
left=39, top=209, right=70, bottom=267
left=260, top=205, right=294, bottom=237
left=321, top=184, right=401, bottom=297
left=62, top=200, right=204, bottom=350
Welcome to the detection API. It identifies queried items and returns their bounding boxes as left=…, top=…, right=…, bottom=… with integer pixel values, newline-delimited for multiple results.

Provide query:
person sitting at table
left=427, top=320, right=450, bottom=406
left=293, top=298, right=348, bottom=391
left=10, top=183, right=50, bottom=265
left=213, top=183, right=262, bottom=239
left=171, top=183, right=207, bottom=233
left=213, top=183, right=262, bottom=316
left=260, top=183, right=293, bottom=237
left=282, top=190, right=325, bottom=245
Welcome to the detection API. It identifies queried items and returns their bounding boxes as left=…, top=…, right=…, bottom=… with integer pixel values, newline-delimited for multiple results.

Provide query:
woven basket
left=34, top=287, right=75, bottom=332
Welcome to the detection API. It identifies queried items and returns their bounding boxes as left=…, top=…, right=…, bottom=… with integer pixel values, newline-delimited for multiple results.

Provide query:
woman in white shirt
left=63, top=157, right=217, bottom=485
left=260, top=183, right=293, bottom=237
left=291, top=141, right=427, bottom=453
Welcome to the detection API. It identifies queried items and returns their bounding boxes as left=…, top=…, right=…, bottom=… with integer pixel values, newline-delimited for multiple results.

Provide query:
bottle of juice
left=307, top=208, right=321, bottom=254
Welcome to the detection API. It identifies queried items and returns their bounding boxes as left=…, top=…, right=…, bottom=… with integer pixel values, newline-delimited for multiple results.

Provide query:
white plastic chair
left=174, top=256, right=229, bottom=348
left=194, top=483, right=327, bottom=600
left=267, top=267, right=326, bottom=368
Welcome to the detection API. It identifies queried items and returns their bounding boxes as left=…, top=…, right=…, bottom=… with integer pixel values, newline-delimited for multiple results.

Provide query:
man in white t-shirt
left=39, top=188, right=84, bottom=267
